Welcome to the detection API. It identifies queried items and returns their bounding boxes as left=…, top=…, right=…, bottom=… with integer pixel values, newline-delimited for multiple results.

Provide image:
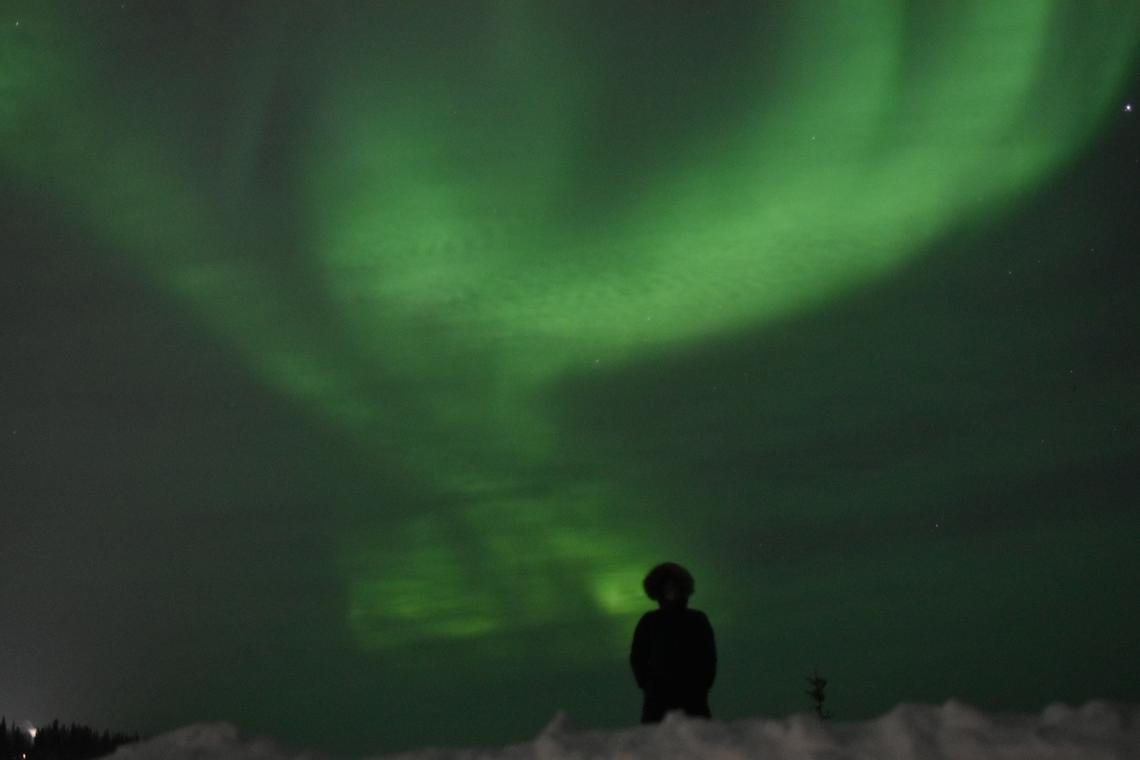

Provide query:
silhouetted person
left=630, top=561, right=716, bottom=723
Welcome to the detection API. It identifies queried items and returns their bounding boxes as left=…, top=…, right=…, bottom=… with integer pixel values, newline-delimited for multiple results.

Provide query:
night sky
left=2, top=1, right=1139, bottom=754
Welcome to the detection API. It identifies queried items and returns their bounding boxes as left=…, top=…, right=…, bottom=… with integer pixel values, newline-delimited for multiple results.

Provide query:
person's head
left=643, top=562, right=695, bottom=610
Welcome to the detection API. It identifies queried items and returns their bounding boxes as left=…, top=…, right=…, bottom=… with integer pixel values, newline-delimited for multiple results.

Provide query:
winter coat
left=630, top=606, right=717, bottom=723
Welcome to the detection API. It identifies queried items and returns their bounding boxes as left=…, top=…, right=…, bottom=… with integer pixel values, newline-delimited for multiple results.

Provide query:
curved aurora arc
left=3, top=2, right=1136, bottom=652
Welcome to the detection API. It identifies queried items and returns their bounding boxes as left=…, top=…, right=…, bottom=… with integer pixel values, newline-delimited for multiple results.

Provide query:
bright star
left=1126, top=103, right=1134, bottom=113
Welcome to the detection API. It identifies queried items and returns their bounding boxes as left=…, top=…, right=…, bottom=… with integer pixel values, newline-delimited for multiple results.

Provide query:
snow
left=108, top=701, right=1140, bottom=760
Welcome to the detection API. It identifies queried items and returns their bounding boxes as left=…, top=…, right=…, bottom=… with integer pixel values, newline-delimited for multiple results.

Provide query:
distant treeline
left=1, top=718, right=139, bottom=760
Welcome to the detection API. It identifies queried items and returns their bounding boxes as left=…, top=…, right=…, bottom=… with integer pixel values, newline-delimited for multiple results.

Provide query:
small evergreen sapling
left=806, top=669, right=832, bottom=719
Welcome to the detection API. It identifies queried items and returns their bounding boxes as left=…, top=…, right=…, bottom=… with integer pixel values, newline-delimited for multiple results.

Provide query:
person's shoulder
left=685, top=608, right=711, bottom=624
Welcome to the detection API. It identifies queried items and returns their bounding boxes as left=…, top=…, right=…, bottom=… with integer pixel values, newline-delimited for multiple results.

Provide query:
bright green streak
left=3, top=2, right=1136, bottom=650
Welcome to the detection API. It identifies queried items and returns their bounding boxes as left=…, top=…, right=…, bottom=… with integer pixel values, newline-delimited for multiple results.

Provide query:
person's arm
left=630, top=615, right=650, bottom=690
left=698, top=612, right=717, bottom=690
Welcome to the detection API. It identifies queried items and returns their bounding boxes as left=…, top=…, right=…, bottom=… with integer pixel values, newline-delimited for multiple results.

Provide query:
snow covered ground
left=109, top=701, right=1139, bottom=760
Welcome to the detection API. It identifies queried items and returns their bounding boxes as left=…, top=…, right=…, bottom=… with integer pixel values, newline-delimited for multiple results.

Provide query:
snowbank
left=109, top=701, right=1140, bottom=760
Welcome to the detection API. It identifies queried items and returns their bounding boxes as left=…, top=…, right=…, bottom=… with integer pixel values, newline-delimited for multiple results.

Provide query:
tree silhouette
left=806, top=669, right=832, bottom=720
left=0, top=717, right=138, bottom=760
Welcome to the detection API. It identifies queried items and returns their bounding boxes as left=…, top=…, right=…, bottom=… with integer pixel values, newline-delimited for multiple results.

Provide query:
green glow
left=2, top=1, right=1136, bottom=653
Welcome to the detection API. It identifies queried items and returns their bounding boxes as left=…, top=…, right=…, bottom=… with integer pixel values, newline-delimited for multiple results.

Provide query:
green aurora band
left=2, top=1, right=1137, bottom=653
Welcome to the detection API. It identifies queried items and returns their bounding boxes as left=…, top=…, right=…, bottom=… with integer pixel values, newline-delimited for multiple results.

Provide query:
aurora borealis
left=2, top=1, right=1139, bottom=753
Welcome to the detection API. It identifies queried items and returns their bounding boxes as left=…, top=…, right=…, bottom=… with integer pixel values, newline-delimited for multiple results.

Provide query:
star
left=1126, top=103, right=1134, bottom=113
